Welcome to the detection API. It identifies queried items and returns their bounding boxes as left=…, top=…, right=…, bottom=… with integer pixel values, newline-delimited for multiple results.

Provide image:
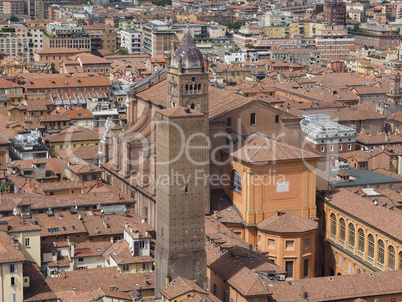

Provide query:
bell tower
left=167, top=31, right=210, bottom=115
left=155, top=30, right=209, bottom=298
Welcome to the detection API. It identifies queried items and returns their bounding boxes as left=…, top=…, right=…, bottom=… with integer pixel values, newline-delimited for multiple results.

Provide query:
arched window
left=399, top=251, right=402, bottom=270
left=378, top=239, right=385, bottom=265
left=348, top=223, right=355, bottom=247
left=250, top=113, right=256, bottom=125
left=231, top=170, right=242, bottom=192
left=190, top=103, right=195, bottom=110
left=322, top=210, right=326, bottom=233
left=339, top=218, right=346, bottom=243
left=388, top=245, right=395, bottom=270
left=185, top=84, right=189, bottom=92
left=198, top=83, right=202, bottom=91
left=358, top=228, right=365, bottom=253
left=330, top=213, right=337, bottom=237
left=368, top=234, right=375, bottom=259
left=190, top=85, right=193, bottom=93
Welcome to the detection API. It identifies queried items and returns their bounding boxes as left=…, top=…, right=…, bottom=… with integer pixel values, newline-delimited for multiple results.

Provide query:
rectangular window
left=321, top=146, right=325, bottom=152
left=303, top=258, right=309, bottom=277
left=141, top=263, right=149, bottom=270
left=11, top=277, right=16, bottom=286
left=11, top=294, right=16, bottom=302
left=213, top=283, right=218, bottom=296
left=122, top=264, right=129, bottom=271
left=348, top=144, right=352, bottom=150
left=330, top=145, right=334, bottom=152
left=339, top=144, right=343, bottom=151
left=275, top=115, right=279, bottom=123
left=78, top=258, right=84, bottom=262
left=268, top=239, right=275, bottom=248
left=25, top=238, right=30, bottom=247
left=9, top=264, right=16, bottom=273
left=304, top=238, right=310, bottom=250
left=285, top=261, right=293, bottom=278
left=285, top=240, right=294, bottom=250
left=227, top=117, right=231, bottom=127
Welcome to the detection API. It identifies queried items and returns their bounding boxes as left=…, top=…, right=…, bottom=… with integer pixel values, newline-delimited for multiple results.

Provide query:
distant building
left=301, top=114, right=357, bottom=154
left=42, top=22, right=91, bottom=50
left=120, top=29, right=142, bottom=55
left=9, top=129, right=49, bottom=160
left=142, top=21, right=177, bottom=57
left=0, top=0, right=24, bottom=15
left=315, top=25, right=354, bottom=61
left=324, top=0, right=346, bottom=25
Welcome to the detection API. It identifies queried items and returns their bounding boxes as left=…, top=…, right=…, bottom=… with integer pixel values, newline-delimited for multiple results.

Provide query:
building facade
left=120, top=29, right=142, bottom=55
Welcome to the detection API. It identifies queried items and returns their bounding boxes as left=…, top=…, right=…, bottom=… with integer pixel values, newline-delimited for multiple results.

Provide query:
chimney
left=71, top=242, right=75, bottom=257
left=82, top=182, right=85, bottom=190
left=33, top=187, right=37, bottom=194
left=29, top=179, right=32, bottom=188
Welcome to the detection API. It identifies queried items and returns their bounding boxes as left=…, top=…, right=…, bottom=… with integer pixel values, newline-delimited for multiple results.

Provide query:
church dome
left=170, top=30, right=204, bottom=70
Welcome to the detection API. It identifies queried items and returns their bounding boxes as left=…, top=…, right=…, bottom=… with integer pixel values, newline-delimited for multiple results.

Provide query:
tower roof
left=171, top=30, right=204, bottom=70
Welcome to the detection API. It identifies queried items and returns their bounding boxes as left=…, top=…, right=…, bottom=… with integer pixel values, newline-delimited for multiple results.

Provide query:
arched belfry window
left=231, top=170, right=242, bottom=192
left=190, top=103, right=195, bottom=110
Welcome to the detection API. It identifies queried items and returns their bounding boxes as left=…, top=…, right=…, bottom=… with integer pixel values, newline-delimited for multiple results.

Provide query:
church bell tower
left=155, top=30, right=209, bottom=297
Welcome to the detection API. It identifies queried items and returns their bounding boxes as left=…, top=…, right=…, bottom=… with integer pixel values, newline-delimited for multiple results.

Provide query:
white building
left=10, top=129, right=49, bottom=160
left=120, top=29, right=142, bottom=55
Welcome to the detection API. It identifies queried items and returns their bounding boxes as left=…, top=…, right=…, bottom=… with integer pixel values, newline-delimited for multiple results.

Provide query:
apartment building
left=120, top=29, right=142, bottom=55
left=0, top=0, right=23, bottom=15
left=324, top=0, right=346, bottom=25
left=352, top=27, right=400, bottom=50
left=300, top=114, right=357, bottom=154
left=315, top=25, right=354, bottom=61
left=0, top=232, right=26, bottom=302
left=42, top=22, right=91, bottom=50
left=142, top=20, right=177, bottom=57
left=83, top=24, right=117, bottom=53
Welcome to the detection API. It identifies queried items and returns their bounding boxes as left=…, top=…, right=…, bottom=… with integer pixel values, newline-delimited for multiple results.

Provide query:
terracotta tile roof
left=51, top=107, right=93, bottom=120
left=24, top=75, right=112, bottom=89
left=73, top=241, right=112, bottom=257
left=73, top=53, right=112, bottom=65
left=161, top=277, right=208, bottom=300
left=326, top=188, right=402, bottom=241
left=221, top=133, right=321, bottom=164
left=387, top=111, right=402, bottom=122
left=331, top=106, right=385, bottom=122
left=24, top=264, right=154, bottom=302
left=33, top=211, right=86, bottom=237
left=56, top=145, right=99, bottom=163
left=40, top=114, right=71, bottom=122
left=0, top=231, right=26, bottom=263
left=356, top=133, right=402, bottom=145
left=35, top=48, right=81, bottom=55
left=0, top=215, right=42, bottom=233
left=82, top=212, right=152, bottom=238
left=210, top=190, right=244, bottom=224
left=257, top=211, right=318, bottom=233
left=45, top=129, right=100, bottom=143
left=68, top=164, right=102, bottom=174
left=0, top=190, right=133, bottom=213
left=103, top=239, right=153, bottom=265
left=268, top=270, right=402, bottom=301
left=136, top=81, right=255, bottom=120
left=0, top=77, right=22, bottom=89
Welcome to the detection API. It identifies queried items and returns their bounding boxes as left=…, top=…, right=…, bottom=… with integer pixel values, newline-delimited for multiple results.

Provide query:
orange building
left=216, top=133, right=320, bottom=279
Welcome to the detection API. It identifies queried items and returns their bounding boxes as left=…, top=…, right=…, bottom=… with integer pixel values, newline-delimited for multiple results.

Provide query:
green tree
left=353, top=23, right=359, bottom=32
left=118, top=48, right=129, bottom=55
left=8, top=14, right=19, bottom=22
left=152, top=0, right=171, bottom=6
left=23, top=1, right=28, bottom=15
left=50, top=63, right=58, bottom=74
